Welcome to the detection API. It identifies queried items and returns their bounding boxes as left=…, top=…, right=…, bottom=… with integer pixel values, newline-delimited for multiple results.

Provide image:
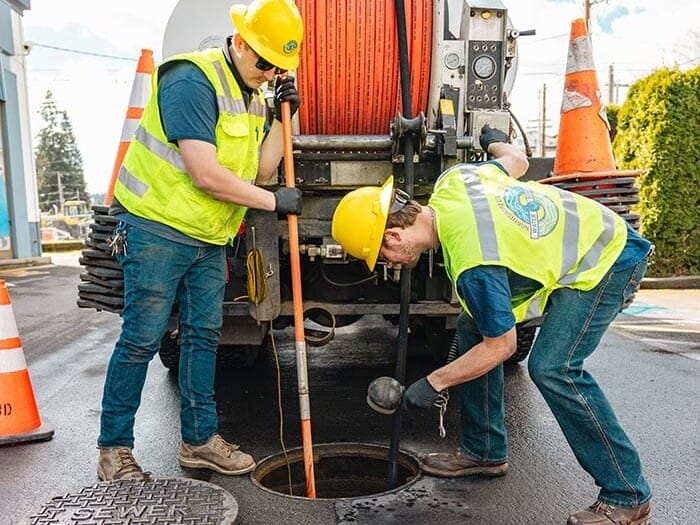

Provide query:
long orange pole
left=281, top=95, right=317, bottom=498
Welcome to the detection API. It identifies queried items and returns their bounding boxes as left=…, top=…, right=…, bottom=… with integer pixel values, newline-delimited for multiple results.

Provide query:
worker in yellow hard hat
left=332, top=124, right=653, bottom=525
left=97, top=0, right=304, bottom=482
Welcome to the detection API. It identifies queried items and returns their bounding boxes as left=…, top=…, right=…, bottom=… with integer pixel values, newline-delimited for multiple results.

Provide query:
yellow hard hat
left=332, top=177, right=395, bottom=271
left=230, top=0, right=303, bottom=71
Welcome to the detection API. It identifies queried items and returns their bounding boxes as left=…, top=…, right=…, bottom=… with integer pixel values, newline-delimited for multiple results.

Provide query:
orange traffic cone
left=105, top=48, right=155, bottom=205
left=551, top=19, right=639, bottom=180
left=0, top=280, right=53, bottom=445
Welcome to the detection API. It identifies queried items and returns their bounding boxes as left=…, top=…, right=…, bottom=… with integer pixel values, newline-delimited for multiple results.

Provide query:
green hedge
left=613, top=66, right=700, bottom=277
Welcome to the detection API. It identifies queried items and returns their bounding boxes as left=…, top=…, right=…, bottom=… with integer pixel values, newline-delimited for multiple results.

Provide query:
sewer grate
left=19, top=477, right=238, bottom=525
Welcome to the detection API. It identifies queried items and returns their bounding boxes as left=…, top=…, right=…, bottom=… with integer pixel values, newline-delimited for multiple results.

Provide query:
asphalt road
left=1, top=255, right=698, bottom=524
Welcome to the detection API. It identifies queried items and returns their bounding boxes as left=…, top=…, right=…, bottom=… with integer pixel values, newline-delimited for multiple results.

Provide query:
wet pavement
left=0, top=256, right=698, bottom=524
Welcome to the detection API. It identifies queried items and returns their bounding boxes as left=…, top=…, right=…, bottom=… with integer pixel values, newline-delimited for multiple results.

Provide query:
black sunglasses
left=390, top=187, right=411, bottom=214
left=246, top=43, right=287, bottom=74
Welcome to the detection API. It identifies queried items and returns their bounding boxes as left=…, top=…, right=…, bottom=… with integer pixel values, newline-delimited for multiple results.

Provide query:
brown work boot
left=178, top=434, right=255, bottom=475
left=567, top=501, right=651, bottom=525
left=97, top=447, right=152, bottom=481
left=421, top=449, right=508, bottom=478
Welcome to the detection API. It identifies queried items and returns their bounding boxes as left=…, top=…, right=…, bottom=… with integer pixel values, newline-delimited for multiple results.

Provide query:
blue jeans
left=98, top=224, right=226, bottom=447
left=456, top=258, right=651, bottom=507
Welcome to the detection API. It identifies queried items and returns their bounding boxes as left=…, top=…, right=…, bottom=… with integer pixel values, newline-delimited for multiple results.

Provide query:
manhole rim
left=250, top=441, right=422, bottom=501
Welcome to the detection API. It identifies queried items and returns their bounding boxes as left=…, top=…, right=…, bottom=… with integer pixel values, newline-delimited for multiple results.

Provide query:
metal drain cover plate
left=19, top=477, right=238, bottom=525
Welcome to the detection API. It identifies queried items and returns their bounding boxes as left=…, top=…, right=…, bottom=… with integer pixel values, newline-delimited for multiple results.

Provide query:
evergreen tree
left=34, top=90, right=89, bottom=213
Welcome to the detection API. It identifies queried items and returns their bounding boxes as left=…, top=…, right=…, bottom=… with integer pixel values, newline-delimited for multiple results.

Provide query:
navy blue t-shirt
left=158, top=61, right=219, bottom=145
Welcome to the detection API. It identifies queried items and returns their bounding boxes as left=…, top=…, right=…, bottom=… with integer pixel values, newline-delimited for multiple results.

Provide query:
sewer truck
left=79, top=0, right=550, bottom=369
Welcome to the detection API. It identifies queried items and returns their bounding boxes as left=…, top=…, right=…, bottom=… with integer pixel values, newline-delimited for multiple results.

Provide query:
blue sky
left=21, top=0, right=699, bottom=194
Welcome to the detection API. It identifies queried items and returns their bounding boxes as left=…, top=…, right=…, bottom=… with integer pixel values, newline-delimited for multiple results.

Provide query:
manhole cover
left=19, top=477, right=238, bottom=524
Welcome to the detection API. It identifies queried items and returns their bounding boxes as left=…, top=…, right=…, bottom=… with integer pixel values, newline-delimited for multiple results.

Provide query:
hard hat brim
left=331, top=177, right=394, bottom=272
left=366, top=176, right=394, bottom=271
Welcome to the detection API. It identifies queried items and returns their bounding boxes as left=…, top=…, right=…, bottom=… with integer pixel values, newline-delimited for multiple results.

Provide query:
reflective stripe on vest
left=114, top=48, right=267, bottom=245
left=454, top=167, right=620, bottom=285
left=431, top=164, right=626, bottom=321
left=556, top=184, right=618, bottom=285
left=118, top=125, right=187, bottom=197
left=118, top=66, right=264, bottom=197
left=211, top=61, right=266, bottom=118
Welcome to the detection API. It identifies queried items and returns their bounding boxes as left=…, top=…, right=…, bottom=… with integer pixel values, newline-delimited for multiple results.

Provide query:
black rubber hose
left=446, top=331, right=459, bottom=364
left=508, top=108, right=533, bottom=158
left=396, top=3, right=412, bottom=118
left=387, top=0, right=414, bottom=490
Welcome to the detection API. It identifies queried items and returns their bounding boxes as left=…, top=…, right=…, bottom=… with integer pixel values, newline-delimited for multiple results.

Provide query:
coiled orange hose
left=296, top=0, right=433, bottom=134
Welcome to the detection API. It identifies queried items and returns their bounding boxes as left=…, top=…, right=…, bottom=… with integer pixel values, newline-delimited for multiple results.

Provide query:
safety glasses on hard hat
left=245, top=42, right=287, bottom=74
left=389, top=187, right=411, bottom=214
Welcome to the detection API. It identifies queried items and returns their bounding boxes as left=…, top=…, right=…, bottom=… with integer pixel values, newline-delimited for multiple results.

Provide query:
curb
left=640, top=276, right=700, bottom=290
left=0, top=256, right=53, bottom=270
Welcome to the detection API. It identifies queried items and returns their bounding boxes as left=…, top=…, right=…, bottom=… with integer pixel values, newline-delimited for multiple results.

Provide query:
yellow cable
left=249, top=250, right=291, bottom=491
left=247, top=248, right=267, bottom=304
left=269, top=321, right=293, bottom=495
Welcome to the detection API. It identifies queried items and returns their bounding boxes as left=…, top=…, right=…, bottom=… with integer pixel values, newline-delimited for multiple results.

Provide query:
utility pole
left=56, top=172, right=64, bottom=213
left=540, top=83, right=547, bottom=157
left=584, top=0, right=607, bottom=32
left=608, top=64, right=614, bottom=104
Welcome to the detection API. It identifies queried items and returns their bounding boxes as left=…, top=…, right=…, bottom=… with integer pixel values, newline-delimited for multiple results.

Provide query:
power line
left=30, top=42, right=137, bottom=62
left=527, top=33, right=570, bottom=43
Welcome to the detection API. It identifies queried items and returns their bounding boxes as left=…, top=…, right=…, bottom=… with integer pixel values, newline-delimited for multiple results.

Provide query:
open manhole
left=251, top=442, right=421, bottom=499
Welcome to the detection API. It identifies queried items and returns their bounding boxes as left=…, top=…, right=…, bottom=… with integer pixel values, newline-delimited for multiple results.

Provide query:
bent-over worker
left=331, top=124, right=653, bottom=525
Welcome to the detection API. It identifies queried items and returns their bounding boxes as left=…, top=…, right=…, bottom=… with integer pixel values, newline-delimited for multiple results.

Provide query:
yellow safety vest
left=429, top=163, right=628, bottom=321
left=114, top=47, right=267, bottom=245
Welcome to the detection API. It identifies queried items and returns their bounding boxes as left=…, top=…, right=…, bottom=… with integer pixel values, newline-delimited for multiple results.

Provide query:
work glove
left=402, top=376, right=440, bottom=410
left=273, top=75, right=300, bottom=122
left=273, top=187, right=302, bottom=215
left=479, top=123, right=509, bottom=152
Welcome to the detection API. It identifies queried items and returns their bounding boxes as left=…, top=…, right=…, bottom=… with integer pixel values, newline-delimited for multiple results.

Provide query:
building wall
left=0, top=0, right=42, bottom=258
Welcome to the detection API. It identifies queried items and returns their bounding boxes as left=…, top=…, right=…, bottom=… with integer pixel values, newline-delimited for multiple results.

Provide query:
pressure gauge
left=444, top=52, right=461, bottom=70
left=473, top=55, right=496, bottom=79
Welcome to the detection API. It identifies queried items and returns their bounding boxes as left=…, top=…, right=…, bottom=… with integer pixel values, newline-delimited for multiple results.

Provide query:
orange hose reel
left=296, top=0, right=433, bottom=134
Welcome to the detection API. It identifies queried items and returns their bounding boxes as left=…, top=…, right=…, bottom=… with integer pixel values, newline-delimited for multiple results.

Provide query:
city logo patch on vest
left=496, top=186, right=558, bottom=239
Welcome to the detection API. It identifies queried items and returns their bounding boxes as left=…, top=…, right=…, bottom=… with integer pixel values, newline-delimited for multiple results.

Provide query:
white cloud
left=24, top=1, right=178, bottom=195
left=506, top=0, right=698, bottom=149
left=22, top=0, right=699, bottom=196
left=23, top=0, right=175, bottom=55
